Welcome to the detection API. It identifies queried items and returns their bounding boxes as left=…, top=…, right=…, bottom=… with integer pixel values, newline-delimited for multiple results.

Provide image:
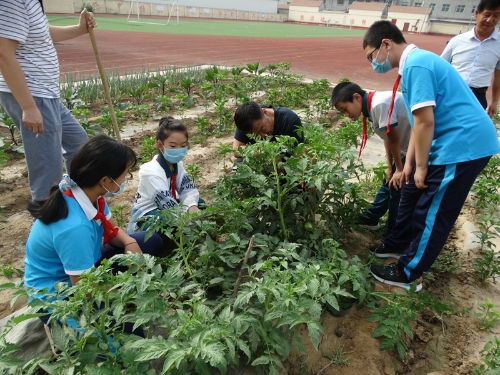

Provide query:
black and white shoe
left=370, top=263, right=422, bottom=292
left=358, top=216, right=380, bottom=230
left=368, top=243, right=406, bottom=260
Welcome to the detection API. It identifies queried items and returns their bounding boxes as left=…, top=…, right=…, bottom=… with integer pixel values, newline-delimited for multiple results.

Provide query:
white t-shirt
left=0, top=0, right=60, bottom=98
left=369, top=91, right=411, bottom=155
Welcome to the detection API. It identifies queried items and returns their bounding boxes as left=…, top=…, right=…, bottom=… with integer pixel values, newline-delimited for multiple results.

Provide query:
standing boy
left=363, top=20, right=500, bottom=291
left=331, top=81, right=411, bottom=235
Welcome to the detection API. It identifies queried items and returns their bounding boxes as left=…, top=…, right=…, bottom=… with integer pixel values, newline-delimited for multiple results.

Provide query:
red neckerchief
left=156, top=156, right=178, bottom=200
left=360, top=91, right=375, bottom=157
left=63, top=190, right=118, bottom=244
left=386, top=74, right=402, bottom=134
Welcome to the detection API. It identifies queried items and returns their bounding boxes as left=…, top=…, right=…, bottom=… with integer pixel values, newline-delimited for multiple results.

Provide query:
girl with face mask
left=127, top=117, right=203, bottom=234
left=25, top=135, right=163, bottom=331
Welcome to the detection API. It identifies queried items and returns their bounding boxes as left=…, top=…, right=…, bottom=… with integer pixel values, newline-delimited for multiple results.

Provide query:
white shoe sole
left=371, top=270, right=423, bottom=292
left=369, top=252, right=404, bottom=260
left=359, top=223, right=380, bottom=230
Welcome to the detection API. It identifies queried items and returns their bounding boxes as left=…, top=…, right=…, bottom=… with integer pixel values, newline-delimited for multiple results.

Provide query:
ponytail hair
left=157, top=116, right=188, bottom=143
left=28, top=186, right=68, bottom=224
left=28, top=135, right=137, bottom=224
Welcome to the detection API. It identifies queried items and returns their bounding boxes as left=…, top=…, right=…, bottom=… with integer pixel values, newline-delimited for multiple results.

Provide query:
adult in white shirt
left=0, top=1, right=97, bottom=201
left=441, top=0, right=500, bottom=118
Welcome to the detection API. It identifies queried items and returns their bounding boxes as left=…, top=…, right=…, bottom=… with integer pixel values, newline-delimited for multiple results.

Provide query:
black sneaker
left=368, top=243, right=406, bottom=259
left=358, top=215, right=380, bottom=230
left=370, top=263, right=422, bottom=292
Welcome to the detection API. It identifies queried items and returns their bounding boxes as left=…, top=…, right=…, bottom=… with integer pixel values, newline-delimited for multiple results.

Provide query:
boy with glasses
left=363, top=21, right=499, bottom=291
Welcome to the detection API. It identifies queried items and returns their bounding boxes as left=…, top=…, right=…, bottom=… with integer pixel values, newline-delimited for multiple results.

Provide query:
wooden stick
left=232, top=235, right=255, bottom=299
left=86, top=17, right=122, bottom=142
left=43, top=324, right=58, bottom=356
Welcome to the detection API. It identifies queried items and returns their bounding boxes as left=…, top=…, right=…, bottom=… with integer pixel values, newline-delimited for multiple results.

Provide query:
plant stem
left=232, top=235, right=255, bottom=298
left=272, top=156, right=288, bottom=241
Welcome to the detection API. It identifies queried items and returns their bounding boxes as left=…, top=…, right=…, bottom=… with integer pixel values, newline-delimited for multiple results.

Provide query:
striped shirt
left=441, top=28, right=500, bottom=89
left=0, top=0, right=60, bottom=98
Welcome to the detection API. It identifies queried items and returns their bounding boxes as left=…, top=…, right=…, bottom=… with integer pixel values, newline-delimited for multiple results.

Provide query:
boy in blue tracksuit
left=363, top=20, right=500, bottom=291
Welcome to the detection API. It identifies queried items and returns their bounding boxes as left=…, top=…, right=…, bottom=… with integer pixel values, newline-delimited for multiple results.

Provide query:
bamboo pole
left=86, top=15, right=122, bottom=142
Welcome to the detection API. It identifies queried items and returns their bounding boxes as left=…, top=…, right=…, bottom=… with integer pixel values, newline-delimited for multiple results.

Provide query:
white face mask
left=371, top=45, right=394, bottom=74
left=102, top=177, right=126, bottom=198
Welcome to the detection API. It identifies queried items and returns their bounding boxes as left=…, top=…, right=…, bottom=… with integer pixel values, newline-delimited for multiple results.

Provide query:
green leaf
left=50, top=322, right=69, bottom=351
left=136, top=342, right=169, bottom=361
left=251, top=355, right=271, bottom=366
left=162, top=348, right=189, bottom=373
left=86, top=366, right=123, bottom=375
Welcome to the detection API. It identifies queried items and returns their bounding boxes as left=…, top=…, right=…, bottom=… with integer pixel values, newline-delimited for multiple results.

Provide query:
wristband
left=124, top=241, right=138, bottom=247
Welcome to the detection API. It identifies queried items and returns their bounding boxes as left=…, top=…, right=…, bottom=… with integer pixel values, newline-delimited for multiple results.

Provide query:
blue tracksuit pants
left=385, top=156, right=491, bottom=281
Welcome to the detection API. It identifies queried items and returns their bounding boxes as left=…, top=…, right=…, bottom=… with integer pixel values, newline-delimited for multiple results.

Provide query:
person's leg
left=99, top=232, right=164, bottom=272
left=0, top=93, right=64, bottom=200
left=362, top=183, right=390, bottom=226
left=472, top=91, right=487, bottom=110
left=384, top=166, right=422, bottom=249
left=386, top=185, right=402, bottom=231
left=59, top=101, right=88, bottom=175
left=399, top=157, right=491, bottom=281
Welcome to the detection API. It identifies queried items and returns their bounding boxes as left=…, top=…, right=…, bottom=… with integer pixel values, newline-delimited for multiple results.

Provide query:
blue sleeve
left=54, top=225, right=96, bottom=273
left=403, top=66, right=437, bottom=112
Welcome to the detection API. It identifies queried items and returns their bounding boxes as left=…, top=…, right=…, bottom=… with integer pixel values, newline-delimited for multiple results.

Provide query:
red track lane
left=56, top=30, right=454, bottom=91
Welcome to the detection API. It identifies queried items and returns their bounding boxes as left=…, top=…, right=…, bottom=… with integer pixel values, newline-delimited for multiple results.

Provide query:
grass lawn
left=48, top=15, right=366, bottom=38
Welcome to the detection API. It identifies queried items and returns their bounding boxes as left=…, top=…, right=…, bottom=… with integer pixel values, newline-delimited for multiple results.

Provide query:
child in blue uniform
left=24, top=135, right=163, bottom=325
left=363, top=21, right=500, bottom=291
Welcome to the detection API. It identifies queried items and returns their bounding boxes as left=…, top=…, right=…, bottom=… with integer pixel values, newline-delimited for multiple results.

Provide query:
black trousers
left=470, top=87, right=488, bottom=109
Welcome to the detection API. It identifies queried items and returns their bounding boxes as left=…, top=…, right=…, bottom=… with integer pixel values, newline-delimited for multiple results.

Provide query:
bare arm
left=488, top=69, right=500, bottom=118
left=412, top=106, right=434, bottom=189
left=0, top=37, right=43, bottom=134
left=403, top=132, right=415, bottom=184
left=386, top=129, right=404, bottom=190
left=107, top=223, right=143, bottom=255
left=232, top=139, right=246, bottom=158
left=49, top=9, right=96, bottom=42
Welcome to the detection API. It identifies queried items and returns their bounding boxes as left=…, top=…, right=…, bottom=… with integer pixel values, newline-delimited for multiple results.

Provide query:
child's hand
left=389, top=170, right=404, bottom=190
left=188, top=206, right=200, bottom=213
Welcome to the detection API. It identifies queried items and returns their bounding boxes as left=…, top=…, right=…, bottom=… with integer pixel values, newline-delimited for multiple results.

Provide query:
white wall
left=429, top=22, right=472, bottom=35
left=121, top=0, right=278, bottom=13
left=348, top=10, right=383, bottom=28
left=44, top=0, right=73, bottom=13
left=388, top=11, right=430, bottom=33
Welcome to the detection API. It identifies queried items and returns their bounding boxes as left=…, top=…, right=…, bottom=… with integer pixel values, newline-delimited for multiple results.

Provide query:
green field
left=48, top=15, right=365, bottom=38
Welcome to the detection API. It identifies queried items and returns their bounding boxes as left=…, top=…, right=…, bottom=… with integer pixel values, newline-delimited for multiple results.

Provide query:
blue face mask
left=371, top=46, right=393, bottom=74
left=163, top=146, right=188, bottom=164
left=102, top=177, right=126, bottom=198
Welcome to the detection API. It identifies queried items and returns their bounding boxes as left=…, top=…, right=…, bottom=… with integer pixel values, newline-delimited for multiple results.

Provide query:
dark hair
left=234, top=101, right=264, bottom=133
left=331, top=82, right=366, bottom=107
left=157, top=116, right=188, bottom=142
left=362, top=20, right=407, bottom=49
left=28, top=135, right=137, bottom=224
left=477, top=0, right=500, bottom=12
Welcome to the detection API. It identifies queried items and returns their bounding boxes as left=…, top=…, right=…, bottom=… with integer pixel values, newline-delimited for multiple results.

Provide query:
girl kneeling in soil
left=127, top=116, right=203, bottom=234
left=24, top=135, right=163, bottom=326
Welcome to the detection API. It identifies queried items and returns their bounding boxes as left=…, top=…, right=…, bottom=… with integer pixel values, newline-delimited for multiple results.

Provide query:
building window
left=442, top=4, right=450, bottom=11
left=455, top=5, right=465, bottom=12
left=337, top=0, right=344, bottom=4
left=401, top=1, right=409, bottom=5
left=349, top=0, right=354, bottom=4
left=430, top=3, right=436, bottom=11
left=414, top=1, right=422, bottom=5
left=471, top=5, right=476, bottom=13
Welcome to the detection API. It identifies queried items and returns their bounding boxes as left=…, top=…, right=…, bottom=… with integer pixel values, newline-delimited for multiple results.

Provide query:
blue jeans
left=363, top=155, right=406, bottom=231
left=0, top=92, right=88, bottom=201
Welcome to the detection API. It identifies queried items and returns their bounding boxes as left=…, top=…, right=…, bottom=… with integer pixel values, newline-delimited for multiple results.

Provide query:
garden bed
left=0, top=63, right=499, bottom=375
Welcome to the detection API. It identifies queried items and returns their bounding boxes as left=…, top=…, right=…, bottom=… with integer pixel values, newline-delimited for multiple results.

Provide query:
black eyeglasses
left=366, top=47, right=379, bottom=63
